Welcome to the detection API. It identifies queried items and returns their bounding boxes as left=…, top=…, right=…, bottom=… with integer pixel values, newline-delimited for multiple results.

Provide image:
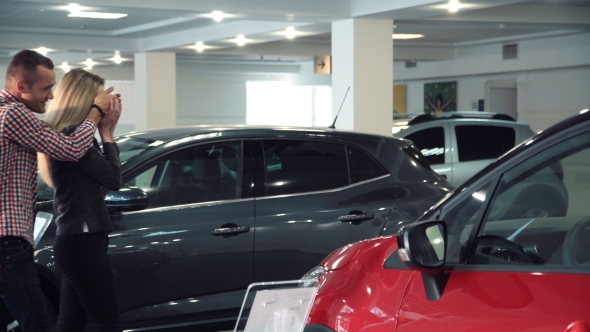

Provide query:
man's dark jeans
left=0, top=236, right=55, bottom=332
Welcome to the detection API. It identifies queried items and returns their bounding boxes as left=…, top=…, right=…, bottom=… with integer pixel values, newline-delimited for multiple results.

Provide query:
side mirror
left=105, top=187, right=148, bottom=212
left=397, top=220, right=448, bottom=301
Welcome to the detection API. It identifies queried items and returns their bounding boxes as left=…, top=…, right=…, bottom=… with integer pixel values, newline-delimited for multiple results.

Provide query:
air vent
left=405, top=60, right=417, bottom=68
left=503, top=44, right=518, bottom=60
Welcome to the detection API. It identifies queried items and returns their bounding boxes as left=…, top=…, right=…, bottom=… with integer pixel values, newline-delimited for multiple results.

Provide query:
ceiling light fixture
left=68, top=11, right=127, bottom=19
left=65, top=2, right=127, bottom=19
left=35, top=47, right=50, bottom=56
left=84, top=58, right=95, bottom=68
left=285, top=26, right=296, bottom=39
left=438, top=0, right=472, bottom=13
left=236, top=34, right=246, bottom=46
left=202, top=10, right=232, bottom=22
left=392, top=34, right=425, bottom=40
left=61, top=62, right=71, bottom=73
left=113, top=50, right=122, bottom=64
left=195, top=41, right=205, bottom=53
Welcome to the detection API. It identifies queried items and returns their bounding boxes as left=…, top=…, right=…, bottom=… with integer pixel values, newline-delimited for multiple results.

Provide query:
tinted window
left=443, top=183, right=491, bottom=264
left=470, top=131, right=590, bottom=270
left=348, top=146, right=387, bottom=183
left=123, top=141, right=242, bottom=208
left=456, top=125, right=515, bottom=162
left=405, top=127, right=445, bottom=165
left=263, top=140, right=348, bottom=196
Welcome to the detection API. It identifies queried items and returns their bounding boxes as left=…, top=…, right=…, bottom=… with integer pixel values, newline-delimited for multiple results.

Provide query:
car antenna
left=329, top=86, right=350, bottom=129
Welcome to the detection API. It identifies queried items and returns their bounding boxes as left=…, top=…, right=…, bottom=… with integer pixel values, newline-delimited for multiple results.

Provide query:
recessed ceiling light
left=66, top=3, right=82, bottom=13
left=437, top=0, right=472, bottom=13
left=60, top=62, right=71, bottom=73
left=195, top=41, right=205, bottom=52
left=202, top=10, right=233, bottom=22
left=34, top=47, right=51, bottom=55
left=113, top=51, right=122, bottom=64
left=285, top=27, right=296, bottom=39
left=84, top=58, right=95, bottom=68
left=392, top=34, right=425, bottom=40
left=236, top=34, right=246, bottom=46
left=68, top=12, right=127, bottom=19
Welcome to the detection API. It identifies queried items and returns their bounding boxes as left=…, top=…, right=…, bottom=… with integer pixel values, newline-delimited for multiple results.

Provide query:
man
left=0, top=50, right=119, bottom=332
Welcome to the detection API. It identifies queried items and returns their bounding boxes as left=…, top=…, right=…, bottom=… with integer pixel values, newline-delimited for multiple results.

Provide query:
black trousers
left=54, top=232, right=121, bottom=332
left=0, top=236, right=55, bottom=332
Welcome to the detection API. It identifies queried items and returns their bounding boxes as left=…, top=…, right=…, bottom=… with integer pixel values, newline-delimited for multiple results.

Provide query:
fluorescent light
left=236, top=34, right=246, bottom=46
left=68, top=12, right=127, bottom=19
left=392, top=34, right=425, bottom=40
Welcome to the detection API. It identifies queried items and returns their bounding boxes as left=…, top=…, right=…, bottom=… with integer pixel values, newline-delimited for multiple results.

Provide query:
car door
left=450, top=123, right=516, bottom=186
left=104, top=140, right=255, bottom=328
left=401, top=124, right=453, bottom=184
left=252, top=139, right=396, bottom=282
left=397, top=130, right=590, bottom=331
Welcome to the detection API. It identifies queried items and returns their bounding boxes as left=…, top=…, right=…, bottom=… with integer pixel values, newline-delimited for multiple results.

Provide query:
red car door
left=398, top=130, right=590, bottom=331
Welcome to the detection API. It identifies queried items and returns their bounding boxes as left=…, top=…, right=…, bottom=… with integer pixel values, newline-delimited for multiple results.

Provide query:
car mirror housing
left=397, top=220, right=448, bottom=301
left=105, top=187, right=149, bottom=212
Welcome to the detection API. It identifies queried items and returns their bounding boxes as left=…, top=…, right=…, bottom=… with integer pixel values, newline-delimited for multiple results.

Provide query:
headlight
left=299, top=266, right=325, bottom=288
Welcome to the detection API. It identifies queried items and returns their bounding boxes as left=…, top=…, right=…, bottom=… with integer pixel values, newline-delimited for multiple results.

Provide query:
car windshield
left=114, top=136, right=158, bottom=163
left=36, top=136, right=159, bottom=202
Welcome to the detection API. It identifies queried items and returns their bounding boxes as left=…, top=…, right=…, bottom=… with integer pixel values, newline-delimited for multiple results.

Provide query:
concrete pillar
left=331, top=19, right=393, bottom=136
left=134, top=52, right=176, bottom=131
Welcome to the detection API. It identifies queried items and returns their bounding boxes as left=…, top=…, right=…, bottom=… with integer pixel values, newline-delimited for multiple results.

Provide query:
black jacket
left=50, top=126, right=121, bottom=235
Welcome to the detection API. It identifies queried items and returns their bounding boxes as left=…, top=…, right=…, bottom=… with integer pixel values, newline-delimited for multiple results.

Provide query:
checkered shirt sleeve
left=0, top=90, right=96, bottom=244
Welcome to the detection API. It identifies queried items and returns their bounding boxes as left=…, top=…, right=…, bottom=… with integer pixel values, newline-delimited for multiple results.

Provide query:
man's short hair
left=6, top=50, right=54, bottom=88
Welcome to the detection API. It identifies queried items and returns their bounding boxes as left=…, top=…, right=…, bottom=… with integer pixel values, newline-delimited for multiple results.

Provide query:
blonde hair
left=38, top=68, right=105, bottom=187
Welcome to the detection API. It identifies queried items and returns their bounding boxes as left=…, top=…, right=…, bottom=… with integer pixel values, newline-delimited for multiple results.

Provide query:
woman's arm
left=78, top=143, right=122, bottom=191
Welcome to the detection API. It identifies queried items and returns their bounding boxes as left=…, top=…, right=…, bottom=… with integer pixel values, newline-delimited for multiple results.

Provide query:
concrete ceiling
left=1, top=0, right=589, bottom=68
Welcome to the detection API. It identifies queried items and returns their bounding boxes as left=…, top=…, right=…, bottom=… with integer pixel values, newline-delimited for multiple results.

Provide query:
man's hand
left=98, top=98, right=122, bottom=143
left=87, top=86, right=119, bottom=124
left=94, top=86, right=119, bottom=113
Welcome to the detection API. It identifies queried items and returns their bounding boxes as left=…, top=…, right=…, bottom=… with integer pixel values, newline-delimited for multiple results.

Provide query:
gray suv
left=394, top=112, right=535, bottom=187
left=29, top=126, right=451, bottom=332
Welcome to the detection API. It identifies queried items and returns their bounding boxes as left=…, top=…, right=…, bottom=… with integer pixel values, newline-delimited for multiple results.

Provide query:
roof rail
left=408, top=112, right=516, bottom=125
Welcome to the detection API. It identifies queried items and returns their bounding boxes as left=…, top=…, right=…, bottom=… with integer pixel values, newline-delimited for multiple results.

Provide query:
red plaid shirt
left=0, top=89, right=96, bottom=244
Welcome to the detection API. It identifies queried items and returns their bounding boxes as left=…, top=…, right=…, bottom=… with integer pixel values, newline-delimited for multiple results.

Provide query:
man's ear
left=15, top=80, right=29, bottom=94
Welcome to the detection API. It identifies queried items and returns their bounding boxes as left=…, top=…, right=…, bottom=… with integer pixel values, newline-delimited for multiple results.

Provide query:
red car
left=303, top=110, right=590, bottom=332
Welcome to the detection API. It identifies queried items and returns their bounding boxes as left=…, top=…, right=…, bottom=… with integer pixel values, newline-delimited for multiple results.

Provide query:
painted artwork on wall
left=393, top=85, right=407, bottom=116
left=424, top=81, right=457, bottom=113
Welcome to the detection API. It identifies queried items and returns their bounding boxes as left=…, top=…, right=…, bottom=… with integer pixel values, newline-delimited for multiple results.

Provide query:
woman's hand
left=98, top=98, right=122, bottom=143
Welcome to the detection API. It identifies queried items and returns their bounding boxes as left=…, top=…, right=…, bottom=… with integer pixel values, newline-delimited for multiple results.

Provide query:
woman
left=38, top=68, right=122, bottom=332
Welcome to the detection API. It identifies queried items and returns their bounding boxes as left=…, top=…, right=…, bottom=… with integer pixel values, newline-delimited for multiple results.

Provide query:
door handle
left=211, top=225, right=250, bottom=236
left=338, top=212, right=375, bottom=223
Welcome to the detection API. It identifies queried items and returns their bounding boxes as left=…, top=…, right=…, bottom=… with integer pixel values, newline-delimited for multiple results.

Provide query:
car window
left=404, top=127, right=445, bottom=165
left=347, top=145, right=387, bottom=184
left=456, top=125, right=515, bottom=162
left=123, top=141, right=242, bottom=208
left=262, top=140, right=348, bottom=196
left=443, top=182, right=492, bottom=264
left=470, top=131, right=590, bottom=270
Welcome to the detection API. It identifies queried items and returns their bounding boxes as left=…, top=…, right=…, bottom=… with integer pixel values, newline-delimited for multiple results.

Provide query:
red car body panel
left=308, top=236, right=414, bottom=331
left=398, top=271, right=590, bottom=332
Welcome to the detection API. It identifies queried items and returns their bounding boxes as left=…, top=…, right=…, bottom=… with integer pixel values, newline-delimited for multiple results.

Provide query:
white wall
left=395, top=32, right=590, bottom=132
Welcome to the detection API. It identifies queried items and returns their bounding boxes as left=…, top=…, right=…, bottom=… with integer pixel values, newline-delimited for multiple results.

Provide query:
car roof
left=119, top=125, right=406, bottom=144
